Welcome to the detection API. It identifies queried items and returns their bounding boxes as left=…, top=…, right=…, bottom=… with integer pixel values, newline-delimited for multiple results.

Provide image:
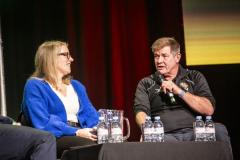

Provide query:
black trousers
left=57, top=136, right=96, bottom=158
left=0, top=124, right=56, bottom=160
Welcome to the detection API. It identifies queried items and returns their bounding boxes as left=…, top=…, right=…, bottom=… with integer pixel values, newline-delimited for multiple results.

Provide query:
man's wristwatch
left=178, top=90, right=186, bottom=98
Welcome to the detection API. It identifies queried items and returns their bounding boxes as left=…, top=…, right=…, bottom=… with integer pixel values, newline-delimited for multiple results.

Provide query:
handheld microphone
left=154, top=71, right=176, bottom=104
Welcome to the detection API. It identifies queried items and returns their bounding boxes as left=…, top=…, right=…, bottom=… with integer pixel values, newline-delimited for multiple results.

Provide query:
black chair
left=17, top=112, right=31, bottom=127
left=0, top=115, right=14, bottom=124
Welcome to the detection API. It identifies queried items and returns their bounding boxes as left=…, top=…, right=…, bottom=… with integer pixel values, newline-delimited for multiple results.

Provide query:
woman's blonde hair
left=31, top=40, right=71, bottom=89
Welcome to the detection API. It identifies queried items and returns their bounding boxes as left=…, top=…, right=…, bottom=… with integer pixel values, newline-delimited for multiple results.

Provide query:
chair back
left=17, top=112, right=31, bottom=126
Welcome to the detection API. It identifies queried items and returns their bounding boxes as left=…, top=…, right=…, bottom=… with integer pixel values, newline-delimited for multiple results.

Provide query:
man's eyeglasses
left=57, top=52, right=71, bottom=59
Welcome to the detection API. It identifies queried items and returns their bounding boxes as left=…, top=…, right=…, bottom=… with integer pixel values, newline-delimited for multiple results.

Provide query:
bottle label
left=195, top=127, right=205, bottom=133
left=205, top=127, right=215, bottom=133
left=98, top=128, right=108, bottom=136
left=144, top=128, right=153, bottom=134
left=155, top=127, right=164, bottom=133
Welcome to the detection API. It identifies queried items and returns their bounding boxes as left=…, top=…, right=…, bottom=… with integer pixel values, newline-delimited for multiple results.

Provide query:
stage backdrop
left=0, top=0, right=184, bottom=141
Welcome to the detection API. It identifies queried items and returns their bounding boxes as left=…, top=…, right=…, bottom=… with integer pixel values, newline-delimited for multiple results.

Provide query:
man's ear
left=175, top=52, right=181, bottom=62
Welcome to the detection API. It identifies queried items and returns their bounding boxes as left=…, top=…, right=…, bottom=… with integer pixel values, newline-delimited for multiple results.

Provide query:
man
left=0, top=115, right=56, bottom=160
left=134, top=37, right=231, bottom=144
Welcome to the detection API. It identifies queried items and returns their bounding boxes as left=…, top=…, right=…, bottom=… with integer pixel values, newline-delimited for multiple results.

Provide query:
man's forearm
left=180, top=91, right=214, bottom=115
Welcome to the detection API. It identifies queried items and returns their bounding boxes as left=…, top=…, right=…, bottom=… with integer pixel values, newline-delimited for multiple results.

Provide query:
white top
left=48, top=83, right=80, bottom=123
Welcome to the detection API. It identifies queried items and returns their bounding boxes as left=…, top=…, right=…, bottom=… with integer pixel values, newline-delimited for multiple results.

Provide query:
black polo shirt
left=134, top=65, right=215, bottom=132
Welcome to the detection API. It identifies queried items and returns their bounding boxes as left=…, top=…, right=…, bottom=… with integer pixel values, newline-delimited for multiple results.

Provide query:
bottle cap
left=206, top=116, right=212, bottom=120
left=154, top=116, right=161, bottom=120
left=113, top=116, right=119, bottom=120
left=99, top=116, right=104, bottom=120
left=146, top=116, right=151, bottom=120
left=196, top=116, right=202, bottom=120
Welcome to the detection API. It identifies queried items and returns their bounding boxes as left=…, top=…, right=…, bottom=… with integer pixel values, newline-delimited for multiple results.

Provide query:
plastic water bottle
left=153, top=116, right=164, bottom=142
left=97, top=116, right=109, bottom=144
left=205, top=116, right=216, bottom=141
left=110, top=116, right=123, bottom=143
left=143, top=116, right=154, bottom=142
left=194, top=116, right=205, bottom=141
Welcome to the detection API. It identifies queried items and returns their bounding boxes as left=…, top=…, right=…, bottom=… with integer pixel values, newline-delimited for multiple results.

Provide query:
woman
left=21, top=41, right=99, bottom=158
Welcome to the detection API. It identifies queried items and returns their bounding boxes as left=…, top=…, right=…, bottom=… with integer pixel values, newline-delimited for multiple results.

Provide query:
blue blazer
left=21, top=78, right=99, bottom=137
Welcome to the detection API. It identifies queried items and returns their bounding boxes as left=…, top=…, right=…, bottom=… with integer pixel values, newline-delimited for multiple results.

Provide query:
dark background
left=0, top=0, right=239, bottom=159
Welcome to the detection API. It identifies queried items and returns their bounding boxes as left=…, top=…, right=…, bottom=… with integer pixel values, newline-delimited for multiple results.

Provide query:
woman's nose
left=69, top=56, right=74, bottom=62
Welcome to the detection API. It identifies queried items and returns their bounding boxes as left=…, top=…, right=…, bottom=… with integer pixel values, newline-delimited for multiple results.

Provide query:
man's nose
left=157, top=56, right=163, bottom=63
